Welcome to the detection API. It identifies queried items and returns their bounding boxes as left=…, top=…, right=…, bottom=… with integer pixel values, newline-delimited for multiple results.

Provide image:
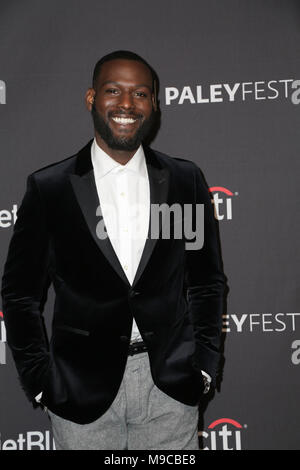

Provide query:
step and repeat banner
left=0, top=0, right=299, bottom=450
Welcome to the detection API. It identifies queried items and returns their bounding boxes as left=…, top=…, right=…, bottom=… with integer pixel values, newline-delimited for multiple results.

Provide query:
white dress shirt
left=35, top=138, right=210, bottom=403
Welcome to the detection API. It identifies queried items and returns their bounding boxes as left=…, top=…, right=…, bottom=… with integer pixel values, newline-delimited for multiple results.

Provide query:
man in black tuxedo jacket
left=1, top=50, right=227, bottom=450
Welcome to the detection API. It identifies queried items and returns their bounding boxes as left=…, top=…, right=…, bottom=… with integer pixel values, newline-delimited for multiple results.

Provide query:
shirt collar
left=91, top=137, right=146, bottom=179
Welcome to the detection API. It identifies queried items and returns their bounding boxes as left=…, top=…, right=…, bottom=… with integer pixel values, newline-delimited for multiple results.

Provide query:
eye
left=135, top=91, right=147, bottom=97
left=105, top=88, right=119, bottom=94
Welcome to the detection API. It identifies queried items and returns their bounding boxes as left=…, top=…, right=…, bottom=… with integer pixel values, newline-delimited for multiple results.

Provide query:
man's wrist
left=201, top=370, right=211, bottom=394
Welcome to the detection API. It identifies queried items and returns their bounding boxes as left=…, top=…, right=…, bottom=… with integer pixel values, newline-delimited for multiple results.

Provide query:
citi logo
left=200, top=418, right=246, bottom=450
left=0, top=80, right=6, bottom=104
left=0, top=312, right=6, bottom=365
left=209, top=186, right=238, bottom=221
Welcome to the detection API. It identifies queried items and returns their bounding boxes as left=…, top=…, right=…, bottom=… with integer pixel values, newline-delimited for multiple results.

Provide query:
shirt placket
left=117, top=169, right=133, bottom=284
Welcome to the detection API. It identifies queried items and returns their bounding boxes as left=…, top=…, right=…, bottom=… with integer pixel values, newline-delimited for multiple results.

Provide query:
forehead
left=96, top=59, right=153, bottom=88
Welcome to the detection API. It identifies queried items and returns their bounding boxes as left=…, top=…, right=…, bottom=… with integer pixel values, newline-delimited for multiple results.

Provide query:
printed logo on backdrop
left=0, top=185, right=237, bottom=230
left=0, top=205, right=17, bottom=228
left=291, top=340, right=300, bottom=365
left=223, top=313, right=300, bottom=366
left=0, top=312, right=6, bottom=365
left=291, top=80, right=300, bottom=105
left=0, top=80, right=6, bottom=104
left=0, top=430, right=55, bottom=450
left=209, top=186, right=238, bottom=221
left=223, top=312, right=300, bottom=333
left=165, top=78, right=295, bottom=106
left=199, top=418, right=247, bottom=450
left=0, top=79, right=20, bottom=227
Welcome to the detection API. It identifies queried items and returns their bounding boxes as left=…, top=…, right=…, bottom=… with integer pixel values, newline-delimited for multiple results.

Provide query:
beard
left=91, top=103, right=156, bottom=151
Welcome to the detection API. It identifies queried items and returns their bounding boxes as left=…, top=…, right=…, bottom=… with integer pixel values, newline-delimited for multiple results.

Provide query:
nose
left=118, top=91, right=134, bottom=111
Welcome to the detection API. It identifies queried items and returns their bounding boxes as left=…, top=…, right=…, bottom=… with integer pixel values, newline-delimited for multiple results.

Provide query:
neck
left=95, top=133, right=138, bottom=165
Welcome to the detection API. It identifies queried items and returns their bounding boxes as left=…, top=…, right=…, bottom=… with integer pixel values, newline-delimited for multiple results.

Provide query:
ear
left=85, top=88, right=95, bottom=111
left=152, top=80, right=158, bottom=111
left=152, top=92, right=157, bottom=112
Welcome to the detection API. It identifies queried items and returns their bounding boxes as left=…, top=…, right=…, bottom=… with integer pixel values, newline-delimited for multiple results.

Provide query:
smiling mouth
left=111, top=116, right=138, bottom=125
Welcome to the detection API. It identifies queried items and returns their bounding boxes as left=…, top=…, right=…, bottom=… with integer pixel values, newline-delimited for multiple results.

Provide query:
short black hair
left=92, top=50, right=158, bottom=96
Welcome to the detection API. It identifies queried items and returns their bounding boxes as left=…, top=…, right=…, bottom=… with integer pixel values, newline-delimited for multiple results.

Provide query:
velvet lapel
left=69, top=140, right=170, bottom=289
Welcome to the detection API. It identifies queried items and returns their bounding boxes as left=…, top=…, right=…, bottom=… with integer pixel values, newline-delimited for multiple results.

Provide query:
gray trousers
left=47, top=351, right=200, bottom=450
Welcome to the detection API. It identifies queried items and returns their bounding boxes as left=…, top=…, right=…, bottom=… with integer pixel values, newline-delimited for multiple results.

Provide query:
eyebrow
left=100, top=80, right=152, bottom=92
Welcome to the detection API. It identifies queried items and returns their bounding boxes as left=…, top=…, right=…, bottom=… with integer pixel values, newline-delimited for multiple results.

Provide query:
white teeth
left=112, top=117, right=137, bottom=124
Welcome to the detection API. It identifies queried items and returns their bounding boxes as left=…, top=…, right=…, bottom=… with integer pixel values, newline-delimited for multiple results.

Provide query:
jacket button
left=129, top=290, right=140, bottom=298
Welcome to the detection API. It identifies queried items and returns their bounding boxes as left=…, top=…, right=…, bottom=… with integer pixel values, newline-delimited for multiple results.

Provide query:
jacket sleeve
left=1, top=174, right=52, bottom=401
left=184, top=164, right=227, bottom=388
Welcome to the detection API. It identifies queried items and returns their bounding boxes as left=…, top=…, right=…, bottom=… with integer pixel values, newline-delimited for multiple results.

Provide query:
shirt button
left=124, top=264, right=128, bottom=270
left=120, top=192, right=125, bottom=197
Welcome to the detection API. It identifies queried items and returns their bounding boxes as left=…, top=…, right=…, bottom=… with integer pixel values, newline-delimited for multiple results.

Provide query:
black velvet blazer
left=1, top=140, right=227, bottom=424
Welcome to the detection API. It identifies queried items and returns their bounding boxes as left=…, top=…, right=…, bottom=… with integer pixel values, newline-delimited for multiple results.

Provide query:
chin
left=111, top=142, right=140, bottom=151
